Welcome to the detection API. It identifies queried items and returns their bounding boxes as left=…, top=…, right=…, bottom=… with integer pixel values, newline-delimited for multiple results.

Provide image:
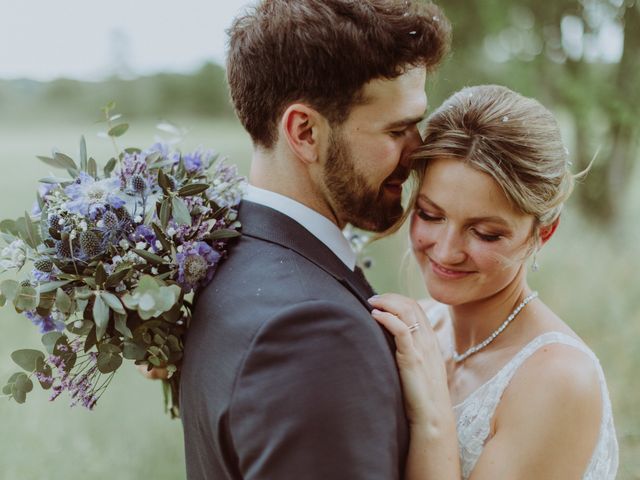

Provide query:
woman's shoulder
left=497, top=331, right=604, bottom=438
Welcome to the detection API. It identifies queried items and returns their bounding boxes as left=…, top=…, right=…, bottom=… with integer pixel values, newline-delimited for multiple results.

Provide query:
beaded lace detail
left=451, top=331, right=619, bottom=479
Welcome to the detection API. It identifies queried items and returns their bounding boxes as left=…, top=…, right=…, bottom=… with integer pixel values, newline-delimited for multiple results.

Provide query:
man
left=180, top=1, right=450, bottom=478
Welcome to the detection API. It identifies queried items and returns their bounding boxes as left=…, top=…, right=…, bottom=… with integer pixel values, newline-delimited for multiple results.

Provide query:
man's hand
left=137, top=364, right=170, bottom=380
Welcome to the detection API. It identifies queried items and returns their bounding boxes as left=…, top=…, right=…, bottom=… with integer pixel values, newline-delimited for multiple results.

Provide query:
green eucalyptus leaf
left=0, top=219, right=19, bottom=235
left=15, top=373, right=34, bottom=393
left=95, top=263, right=107, bottom=288
left=122, top=340, right=146, bottom=360
left=132, top=248, right=165, bottom=266
left=66, top=319, right=93, bottom=336
left=96, top=345, right=122, bottom=374
left=11, top=349, right=45, bottom=372
left=178, top=183, right=210, bottom=197
left=151, top=223, right=172, bottom=252
left=114, top=312, right=133, bottom=338
left=108, top=123, right=129, bottom=137
left=84, top=326, right=97, bottom=353
left=207, top=229, right=241, bottom=241
left=92, top=294, right=110, bottom=340
left=100, top=291, right=125, bottom=314
left=0, top=280, right=19, bottom=302
left=103, top=157, right=117, bottom=177
left=42, top=331, right=63, bottom=354
left=36, top=363, right=53, bottom=389
left=88, top=158, right=98, bottom=178
left=53, top=152, right=78, bottom=171
left=15, top=286, right=39, bottom=311
left=22, top=211, right=41, bottom=249
left=105, top=268, right=131, bottom=288
left=55, top=288, right=72, bottom=313
left=80, top=136, right=88, bottom=171
left=37, top=280, right=72, bottom=294
left=171, top=196, right=191, bottom=225
left=160, top=198, right=171, bottom=229
left=157, top=169, right=168, bottom=189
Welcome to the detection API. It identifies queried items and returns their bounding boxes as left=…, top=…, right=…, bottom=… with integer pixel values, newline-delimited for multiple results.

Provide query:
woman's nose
left=430, top=226, right=466, bottom=265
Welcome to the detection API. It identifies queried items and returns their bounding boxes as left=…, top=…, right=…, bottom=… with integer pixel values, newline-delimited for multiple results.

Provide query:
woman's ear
left=539, top=218, right=560, bottom=246
left=280, top=103, right=324, bottom=165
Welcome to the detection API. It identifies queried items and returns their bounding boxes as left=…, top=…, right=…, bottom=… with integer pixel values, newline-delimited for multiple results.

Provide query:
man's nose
left=400, top=125, right=423, bottom=167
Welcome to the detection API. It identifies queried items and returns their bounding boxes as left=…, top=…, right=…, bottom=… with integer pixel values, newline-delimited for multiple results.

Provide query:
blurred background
left=0, top=0, right=638, bottom=478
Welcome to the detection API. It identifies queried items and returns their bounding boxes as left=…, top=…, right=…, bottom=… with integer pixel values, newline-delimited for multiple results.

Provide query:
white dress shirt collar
left=244, top=184, right=357, bottom=270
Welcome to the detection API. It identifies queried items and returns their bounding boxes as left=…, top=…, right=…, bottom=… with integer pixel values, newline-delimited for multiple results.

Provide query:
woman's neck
left=449, top=271, right=534, bottom=355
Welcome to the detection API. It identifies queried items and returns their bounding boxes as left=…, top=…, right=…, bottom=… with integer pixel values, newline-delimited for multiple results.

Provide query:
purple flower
left=131, top=224, right=157, bottom=250
left=176, top=241, right=221, bottom=292
left=64, top=172, right=125, bottom=219
left=183, top=151, right=204, bottom=173
left=24, top=310, right=65, bottom=334
left=31, top=183, right=58, bottom=215
left=32, top=268, right=55, bottom=283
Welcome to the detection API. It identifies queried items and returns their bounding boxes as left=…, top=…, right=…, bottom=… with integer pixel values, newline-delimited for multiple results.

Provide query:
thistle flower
left=176, top=241, right=221, bottom=292
left=64, top=173, right=125, bottom=219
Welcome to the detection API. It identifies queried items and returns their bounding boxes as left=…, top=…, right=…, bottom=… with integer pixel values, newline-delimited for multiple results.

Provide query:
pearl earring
left=532, top=252, right=540, bottom=272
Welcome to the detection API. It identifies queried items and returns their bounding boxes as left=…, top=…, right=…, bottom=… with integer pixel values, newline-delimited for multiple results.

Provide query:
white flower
left=119, top=239, right=130, bottom=250
left=134, top=215, right=143, bottom=223
left=136, top=242, right=147, bottom=250
left=155, top=240, right=162, bottom=250
left=1, top=239, right=27, bottom=272
left=167, top=227, right=176, bottom=237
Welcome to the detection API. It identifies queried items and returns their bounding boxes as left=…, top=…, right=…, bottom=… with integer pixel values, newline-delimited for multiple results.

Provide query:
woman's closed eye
left=415, top=208, right=443, bottom=222
left=471, top=228, right=503, bottom=242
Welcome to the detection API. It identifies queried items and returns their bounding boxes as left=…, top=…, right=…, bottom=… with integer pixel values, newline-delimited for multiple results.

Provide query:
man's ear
left=539, top=218, right=560, bottom=246
left=280, top=104, right=324, bottom=164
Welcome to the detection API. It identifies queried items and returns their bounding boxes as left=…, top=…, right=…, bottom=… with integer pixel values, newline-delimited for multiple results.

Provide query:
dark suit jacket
left=180, top=200, right=409, bottom=479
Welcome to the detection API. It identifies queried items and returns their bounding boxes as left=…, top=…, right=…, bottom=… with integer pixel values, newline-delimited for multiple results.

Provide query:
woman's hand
left=370, top=293, right=461, bottom=479
left=369, top=293, right=451, bottom=427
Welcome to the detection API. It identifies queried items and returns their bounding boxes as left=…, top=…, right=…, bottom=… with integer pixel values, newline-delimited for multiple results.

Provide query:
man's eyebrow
left=383, top=115, right=425, bottom=130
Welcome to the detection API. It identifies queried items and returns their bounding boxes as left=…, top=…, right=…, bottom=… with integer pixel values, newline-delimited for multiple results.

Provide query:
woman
left=370, top=85, right=618, bottom=479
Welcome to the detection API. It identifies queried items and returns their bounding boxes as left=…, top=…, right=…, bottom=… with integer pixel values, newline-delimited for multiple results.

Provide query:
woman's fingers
left=369, top=293, right=430, bottom=331
left=371, top=308, right=417, bottom=354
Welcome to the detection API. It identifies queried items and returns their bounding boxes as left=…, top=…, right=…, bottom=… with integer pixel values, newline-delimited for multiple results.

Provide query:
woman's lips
left=429, top=259, right=474, bottom=280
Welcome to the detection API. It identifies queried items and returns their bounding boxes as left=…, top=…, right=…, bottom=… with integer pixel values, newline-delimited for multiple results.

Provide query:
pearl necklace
left=452, top=291, right=539, bottom=363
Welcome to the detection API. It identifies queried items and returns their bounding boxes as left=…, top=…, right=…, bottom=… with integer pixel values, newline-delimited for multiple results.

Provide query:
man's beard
left=323, top=131, right=406, bottom=232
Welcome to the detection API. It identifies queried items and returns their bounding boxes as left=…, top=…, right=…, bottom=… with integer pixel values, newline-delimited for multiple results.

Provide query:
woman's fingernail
left=371, top=309, right=381, bottom=315
left=369, top=295, right=379, bottom=301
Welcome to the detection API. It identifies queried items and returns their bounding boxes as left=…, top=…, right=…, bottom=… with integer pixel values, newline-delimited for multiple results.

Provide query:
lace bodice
left=450, top=330, right=619, bottom=479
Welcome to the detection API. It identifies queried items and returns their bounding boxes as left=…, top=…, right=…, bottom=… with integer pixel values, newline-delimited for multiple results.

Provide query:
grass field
left=0, top=115, right=638, bottom=479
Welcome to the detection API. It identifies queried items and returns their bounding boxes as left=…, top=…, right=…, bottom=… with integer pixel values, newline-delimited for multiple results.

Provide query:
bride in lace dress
left=370, top=85, right=618, bottom=479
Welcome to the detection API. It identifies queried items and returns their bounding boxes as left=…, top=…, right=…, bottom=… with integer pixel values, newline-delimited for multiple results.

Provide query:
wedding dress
left=428, top=306, right=619, bottom=479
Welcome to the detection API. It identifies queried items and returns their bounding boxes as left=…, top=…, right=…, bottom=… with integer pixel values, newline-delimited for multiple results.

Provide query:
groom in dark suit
left=180, top=1, right=450, bottom=478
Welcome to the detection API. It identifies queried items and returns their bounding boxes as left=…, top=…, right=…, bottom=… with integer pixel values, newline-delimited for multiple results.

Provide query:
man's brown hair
left=226, top=0, right=451, bottom=148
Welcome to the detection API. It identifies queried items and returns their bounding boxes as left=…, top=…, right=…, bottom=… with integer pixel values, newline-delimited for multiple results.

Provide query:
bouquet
left=0, top=104, right=245, bottom=417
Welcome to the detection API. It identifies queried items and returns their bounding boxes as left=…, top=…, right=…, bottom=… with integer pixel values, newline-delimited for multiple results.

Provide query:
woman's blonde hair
left=405, top=84, right=580, bottom=247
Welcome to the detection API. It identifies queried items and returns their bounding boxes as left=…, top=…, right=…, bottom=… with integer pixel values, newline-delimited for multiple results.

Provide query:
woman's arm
left=369, top=294, right=461, bottom=480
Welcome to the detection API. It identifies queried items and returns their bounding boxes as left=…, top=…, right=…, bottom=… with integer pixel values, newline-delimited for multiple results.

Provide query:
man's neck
left=249, top=150, right=342, bottom=227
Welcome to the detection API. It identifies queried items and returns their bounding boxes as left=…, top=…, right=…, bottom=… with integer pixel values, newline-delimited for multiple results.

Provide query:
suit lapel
left=238, top=201, right=375, bottom=311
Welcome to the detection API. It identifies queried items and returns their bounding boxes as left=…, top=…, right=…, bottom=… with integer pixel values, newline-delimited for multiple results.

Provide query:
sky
left=0, top=0, right=254, bottom=81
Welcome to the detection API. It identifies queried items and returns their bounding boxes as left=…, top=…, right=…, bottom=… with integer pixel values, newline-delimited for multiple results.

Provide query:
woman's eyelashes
left=470, top=229, right=503, bottom=242
left=415, top=208, right=442, bottom=222
left=414, top=208, right=505, bottom=243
